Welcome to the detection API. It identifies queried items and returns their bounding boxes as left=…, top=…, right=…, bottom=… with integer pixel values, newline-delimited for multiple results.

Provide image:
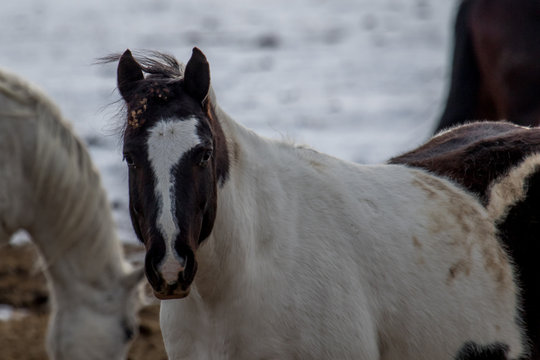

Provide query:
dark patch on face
left=454, top=341, right=509, bottom=360
left=206, top=102, right=229, bottom=186
left=124, top=153, right=170, bottom=295
left=170, top=148, right=216, bottom=246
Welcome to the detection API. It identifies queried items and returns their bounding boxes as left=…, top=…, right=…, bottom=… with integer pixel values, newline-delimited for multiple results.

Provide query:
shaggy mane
left=0, top=68, right=125, bottom=275
left=98, top=50, right=184, bottom=79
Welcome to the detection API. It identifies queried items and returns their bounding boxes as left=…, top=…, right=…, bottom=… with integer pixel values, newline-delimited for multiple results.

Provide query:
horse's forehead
left=147, top=117, right=202, bottom=163
left=126, top=78, right=203, bottom=131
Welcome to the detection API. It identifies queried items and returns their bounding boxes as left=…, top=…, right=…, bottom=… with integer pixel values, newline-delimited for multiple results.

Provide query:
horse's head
left=46, top=266, right=144, bottom=360
left=116, top=48, right=229, bottom=299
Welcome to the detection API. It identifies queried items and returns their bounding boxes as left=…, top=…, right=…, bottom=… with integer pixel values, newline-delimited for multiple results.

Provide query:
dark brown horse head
left=115, top=48, right=229, bottom=299
left=435, top=0, right=540, bottom=133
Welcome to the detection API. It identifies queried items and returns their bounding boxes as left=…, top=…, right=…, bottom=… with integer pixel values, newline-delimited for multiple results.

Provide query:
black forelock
left=98, top=50, right=183, bottom=79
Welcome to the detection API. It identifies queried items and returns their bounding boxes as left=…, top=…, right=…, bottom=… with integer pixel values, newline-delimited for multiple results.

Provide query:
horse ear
left=121, top=266, right=145, bottom=290
left=184, top=47, right=210, bottom=104
left=117, top=49, right=144, bottom=101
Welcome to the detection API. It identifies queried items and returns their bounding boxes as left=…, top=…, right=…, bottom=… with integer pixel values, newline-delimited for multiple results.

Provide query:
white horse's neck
left=193, top=100, right=299, bottom=301
left=26, top=105, right=129, bottom=299
left=31, top=193, right=126, bottom=298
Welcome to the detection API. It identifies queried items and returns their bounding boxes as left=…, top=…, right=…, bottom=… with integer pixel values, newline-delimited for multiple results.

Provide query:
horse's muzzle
left=153, top=285, right=191, bottom=300
left=144, top=244, right=197, bottom=300
left=146, top=266, right=194, bottom=300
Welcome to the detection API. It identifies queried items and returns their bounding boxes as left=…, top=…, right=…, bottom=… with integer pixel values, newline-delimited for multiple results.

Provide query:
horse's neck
left=0, top=70, right=128, bottom=301
left=30, top=184, right=127, bottom=304
left=28, top=117, right=127, bottom=293
left=194, top=103, right=295, bottom=300
left=32, top=216, right=126, bottom=295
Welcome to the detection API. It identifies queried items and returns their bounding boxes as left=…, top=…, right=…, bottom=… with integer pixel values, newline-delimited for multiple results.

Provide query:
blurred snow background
left=0, top=0, right=457, bottom=243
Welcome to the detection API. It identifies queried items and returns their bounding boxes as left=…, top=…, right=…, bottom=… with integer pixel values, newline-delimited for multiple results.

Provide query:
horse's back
left=332, top=163, right=524, bottom=358
left=347, top=165, right=524, bottom=359
left=265, top=152, right=526, bottom=358
left=390, top=122, right=540, bottom=203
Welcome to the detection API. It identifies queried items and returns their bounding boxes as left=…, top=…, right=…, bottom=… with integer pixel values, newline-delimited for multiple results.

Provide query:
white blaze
left=147, top=117, right=201, bottom=284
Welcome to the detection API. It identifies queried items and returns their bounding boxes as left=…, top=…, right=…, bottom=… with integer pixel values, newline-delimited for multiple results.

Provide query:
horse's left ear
left=117, top=49, right=144, bottom=102
left=184, top=47, right=210, bottom=104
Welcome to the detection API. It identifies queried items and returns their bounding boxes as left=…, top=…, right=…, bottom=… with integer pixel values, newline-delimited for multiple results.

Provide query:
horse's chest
left=160, top=290, right=371, bottom=360
left=161, top=295, right=335, bottom=359
left=160, top=299, right=281, bottom=359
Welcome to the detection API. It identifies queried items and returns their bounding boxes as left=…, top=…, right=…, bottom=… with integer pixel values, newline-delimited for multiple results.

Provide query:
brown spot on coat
left=446, top=259, right=471, bottom=284
left=309, top=160, right=325, bottom=171
left=411, top=178, right=437, bottom=199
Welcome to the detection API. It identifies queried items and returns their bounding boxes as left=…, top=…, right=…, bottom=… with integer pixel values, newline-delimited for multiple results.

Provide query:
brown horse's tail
left=433, top=0, right=479, bottom=134
left=487, top=153, right=540, bottom=359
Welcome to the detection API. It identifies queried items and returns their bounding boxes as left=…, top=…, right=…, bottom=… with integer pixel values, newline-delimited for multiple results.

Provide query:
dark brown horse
left=434, top=0, right=540, bottom=133
left=390, top=121, right=540, bottom=359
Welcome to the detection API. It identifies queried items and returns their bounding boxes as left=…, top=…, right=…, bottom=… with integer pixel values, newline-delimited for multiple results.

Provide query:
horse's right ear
left=117, top=49, right=144, bottom=101
left=184, top=47, right=210, bottom=104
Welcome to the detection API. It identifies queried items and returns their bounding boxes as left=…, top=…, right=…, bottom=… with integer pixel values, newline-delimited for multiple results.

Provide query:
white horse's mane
left=0, top=69, right=126, bottom=276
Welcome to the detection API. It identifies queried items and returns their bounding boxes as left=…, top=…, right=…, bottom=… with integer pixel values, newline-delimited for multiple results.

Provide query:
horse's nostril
left=176, top=253, right=187, bottom=268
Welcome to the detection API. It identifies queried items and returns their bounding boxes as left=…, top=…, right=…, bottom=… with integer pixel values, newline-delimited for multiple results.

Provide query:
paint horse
left=111, top=48, right=529, bottom=359
left=434, top=0, right=540, bottom=133
left=0, top=68, right=144, bottom=359
left=390, top=120, right=540, bottom=359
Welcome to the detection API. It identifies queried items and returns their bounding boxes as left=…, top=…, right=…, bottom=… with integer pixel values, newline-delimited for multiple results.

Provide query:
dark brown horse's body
left=434, top=0, right=540, bottom=133
left=392, top=121, right=540, bottom=203
left=390, top=121, right=540, bottom=359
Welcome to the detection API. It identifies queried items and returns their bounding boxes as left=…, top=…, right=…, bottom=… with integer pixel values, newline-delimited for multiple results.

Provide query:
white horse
left=112, top=48, right=528, bottom=359
left=0, top=68, right=144, bottom=360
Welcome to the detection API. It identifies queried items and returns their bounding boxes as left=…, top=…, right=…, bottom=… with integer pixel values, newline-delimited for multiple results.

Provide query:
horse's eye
left=121, top=319, right=136, bottom=343
left=124, top=326, right=135, bottom=342
left=123, top=153, right=136, bottom=168
left=199, top=149, right=213, bottom=167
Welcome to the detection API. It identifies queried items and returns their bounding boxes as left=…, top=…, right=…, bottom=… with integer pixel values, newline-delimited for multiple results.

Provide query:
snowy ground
left=1, top=0, right=457, bottom=243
